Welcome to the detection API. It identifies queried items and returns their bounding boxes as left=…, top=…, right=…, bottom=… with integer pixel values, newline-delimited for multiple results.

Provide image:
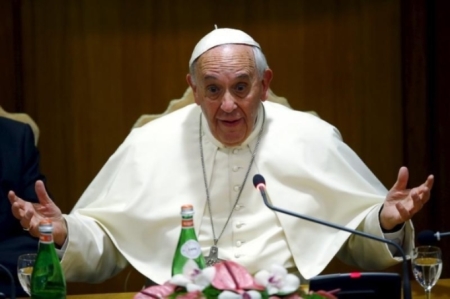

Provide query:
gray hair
left=189, top=45, right=269, bottom=86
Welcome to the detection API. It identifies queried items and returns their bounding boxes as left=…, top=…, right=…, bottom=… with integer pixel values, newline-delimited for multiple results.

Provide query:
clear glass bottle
left=31, top=218, right=66, bottom=299
left=171, top=204, right=206, bottom=275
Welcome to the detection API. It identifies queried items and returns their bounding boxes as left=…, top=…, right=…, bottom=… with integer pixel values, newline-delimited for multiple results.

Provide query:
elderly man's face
left=187, top=44, right=272, bottom=146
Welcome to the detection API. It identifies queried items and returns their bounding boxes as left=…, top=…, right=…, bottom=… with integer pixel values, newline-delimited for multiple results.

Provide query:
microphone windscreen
left=252, top=174, right=266, bottom=188
left=417, top=230, right=437, bottom=245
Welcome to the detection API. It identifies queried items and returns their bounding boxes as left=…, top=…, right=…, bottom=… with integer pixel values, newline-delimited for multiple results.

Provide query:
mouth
left=219, top=119, right=243, bottom=127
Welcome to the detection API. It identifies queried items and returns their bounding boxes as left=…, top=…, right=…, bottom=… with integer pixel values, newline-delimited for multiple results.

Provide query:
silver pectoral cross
left=205, top=245, right=225, bottom=266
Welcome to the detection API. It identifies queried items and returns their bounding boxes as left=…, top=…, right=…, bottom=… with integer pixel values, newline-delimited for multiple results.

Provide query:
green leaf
left=202, top=285, right=222, bottom=299
left=259, top=290, right=270, bottom=299
left=169, top=289, right=188, bottom=299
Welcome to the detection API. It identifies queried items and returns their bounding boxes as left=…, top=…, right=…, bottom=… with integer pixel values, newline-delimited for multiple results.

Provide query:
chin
left=220, top=137, right=245, bottom=147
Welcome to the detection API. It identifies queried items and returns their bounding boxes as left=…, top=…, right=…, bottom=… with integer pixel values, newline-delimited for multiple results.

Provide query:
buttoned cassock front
left=61, top=101, right=413, bottom=284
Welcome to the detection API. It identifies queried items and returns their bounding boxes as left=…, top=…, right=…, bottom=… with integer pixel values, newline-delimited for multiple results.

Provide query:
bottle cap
left=39, top=218, right=53, bottom=234
left=181, top=204, right=194, bottom=216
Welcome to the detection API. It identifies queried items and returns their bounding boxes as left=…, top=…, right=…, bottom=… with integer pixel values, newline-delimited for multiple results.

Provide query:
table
left=19, top=279, right=450, bottom=298
left=412, top=278, right=450, bottom=298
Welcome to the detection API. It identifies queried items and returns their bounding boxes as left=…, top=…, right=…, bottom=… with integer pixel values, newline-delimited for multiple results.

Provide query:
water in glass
left=412, top=246, right=442, bottom=299
left=17, top=253, right=37, bottom=295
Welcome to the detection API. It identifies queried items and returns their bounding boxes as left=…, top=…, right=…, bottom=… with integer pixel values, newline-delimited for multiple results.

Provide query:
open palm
left=380, top=167, right=434, bottom=230
left=9, top=180, right=66, bottom=244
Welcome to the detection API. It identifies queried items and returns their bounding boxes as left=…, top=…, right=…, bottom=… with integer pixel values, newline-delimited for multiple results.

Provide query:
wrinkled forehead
left=189, top=28, right=260, bottom=66
left=197, top=44, right=256, bottom=71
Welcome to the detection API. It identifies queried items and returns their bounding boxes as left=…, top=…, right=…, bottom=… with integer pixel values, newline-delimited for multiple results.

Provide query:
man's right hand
left=9, top=180, right=67, bottom=246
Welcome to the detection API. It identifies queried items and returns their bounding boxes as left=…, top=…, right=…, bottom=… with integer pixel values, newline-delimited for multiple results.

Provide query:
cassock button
left=232, top=166, right=239, bottom=172
left=236, top=241, right=242, bottom=247
left=234, top=185, right=240, bottom=192
left=234, top=253, right=241, bottom=258
left=235, top=205, right=241, bottom=211
left=236, top=222, right=243, bottom=228
left=233, top=148, right=240, bottom=154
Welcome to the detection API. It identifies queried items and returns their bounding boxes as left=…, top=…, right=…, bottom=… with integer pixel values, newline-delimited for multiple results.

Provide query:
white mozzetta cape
left=61, top=101, right=413, bottom=283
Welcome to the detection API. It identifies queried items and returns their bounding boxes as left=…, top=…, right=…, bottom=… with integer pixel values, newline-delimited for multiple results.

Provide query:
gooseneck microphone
left=252, top=174, right=412, bottom=299
left=0, top=264, right=16, bottom=299
left=418, top=229, right=450, bottom=245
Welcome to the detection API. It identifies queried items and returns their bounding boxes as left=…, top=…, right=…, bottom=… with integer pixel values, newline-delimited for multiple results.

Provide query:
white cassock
left=61, top=101, right=413, bottom=284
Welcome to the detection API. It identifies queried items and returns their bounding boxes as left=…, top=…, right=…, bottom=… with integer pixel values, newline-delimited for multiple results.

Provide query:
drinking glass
left=17, top=253, right=37, bottom=296
left=411, top=246, right=443, bottom=299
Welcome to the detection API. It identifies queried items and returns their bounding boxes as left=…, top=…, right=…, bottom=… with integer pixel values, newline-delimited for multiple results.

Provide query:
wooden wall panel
left=401, top=0, right=450, bottom=278
left=433, top=0, right=450, bottom=223
left=0, top=0, right=19, bottom=111
left=432, top=0, right=450, bottom=279
left=425, top=0, right=450, bottom=277
left=400, top=0, right=431, bottom=243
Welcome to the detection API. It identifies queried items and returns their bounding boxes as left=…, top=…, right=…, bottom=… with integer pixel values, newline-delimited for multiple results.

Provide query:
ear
left=260, top=69, right=273, bottom=102
left=186, top=74, right=201, bottom=105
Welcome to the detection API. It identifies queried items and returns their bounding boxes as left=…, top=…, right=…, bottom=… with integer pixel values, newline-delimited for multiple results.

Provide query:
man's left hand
left=380, top=166, right=434, bottom=231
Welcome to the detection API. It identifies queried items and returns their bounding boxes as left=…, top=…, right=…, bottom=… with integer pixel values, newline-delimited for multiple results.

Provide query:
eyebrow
left=203, top=75, right=218, bottom=81
left=236, top=73, right=251, bottom=80
left=202, top=73, right=251, bottom=81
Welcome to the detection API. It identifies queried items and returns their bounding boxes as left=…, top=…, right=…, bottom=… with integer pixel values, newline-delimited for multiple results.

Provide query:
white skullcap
left=189, top=28, right=260, bottom=66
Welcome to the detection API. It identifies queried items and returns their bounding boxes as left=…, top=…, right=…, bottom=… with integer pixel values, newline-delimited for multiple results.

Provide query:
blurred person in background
left=0, top=116, right=48, bottom=297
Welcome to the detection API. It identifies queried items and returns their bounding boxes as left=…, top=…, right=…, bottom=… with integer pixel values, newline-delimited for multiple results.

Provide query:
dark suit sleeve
left=0, top=121, right=47, bottom=235
left=16, top=124, right=47, bottom=203
left=0, top=121, right=47, bottom=204
left=0, top=119, right=47, bottom=297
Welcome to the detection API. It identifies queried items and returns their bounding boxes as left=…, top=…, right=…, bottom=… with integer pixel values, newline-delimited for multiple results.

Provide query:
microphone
left=252, top=174, right=412, bottom=299
left=418, top=229, right=450, bottom=245
left=0, top=263, right=16, bottom=299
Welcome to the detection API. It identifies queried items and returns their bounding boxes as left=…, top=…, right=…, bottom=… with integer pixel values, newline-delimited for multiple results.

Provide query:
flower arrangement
left=134, top=260, right=338, bottom=299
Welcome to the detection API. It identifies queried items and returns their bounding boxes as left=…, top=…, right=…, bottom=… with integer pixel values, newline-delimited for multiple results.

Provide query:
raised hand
left=380, top=166, right=434, bottom=231
left=9, top=180, right=67, bottom=246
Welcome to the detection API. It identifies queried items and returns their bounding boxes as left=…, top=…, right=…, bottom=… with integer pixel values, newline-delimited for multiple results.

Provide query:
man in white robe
left=9, top=28, right=434, bottom=285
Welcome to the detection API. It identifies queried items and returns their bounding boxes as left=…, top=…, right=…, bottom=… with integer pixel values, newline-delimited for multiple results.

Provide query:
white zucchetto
left=189, top=28, right=261, bottom=66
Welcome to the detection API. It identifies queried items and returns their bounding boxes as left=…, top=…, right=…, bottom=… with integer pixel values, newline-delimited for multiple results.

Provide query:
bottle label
left=182, top=219, right=194, bottom=227
left=39, top=234, right=53, bottom=244
left=180, top=240, right=202, bottom=259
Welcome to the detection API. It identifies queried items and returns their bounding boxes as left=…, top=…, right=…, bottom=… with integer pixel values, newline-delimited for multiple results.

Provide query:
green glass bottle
left=171, top=204, right=206, bottom=275
left=31, top=218, right=66, bottom=299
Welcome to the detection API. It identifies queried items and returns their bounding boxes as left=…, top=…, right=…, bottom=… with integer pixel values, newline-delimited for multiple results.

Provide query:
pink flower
left=134, top=261, right=336, bottom=299
left=211, top=261, right=265, bottom=292
left=134, top=283, right=176, bottom=299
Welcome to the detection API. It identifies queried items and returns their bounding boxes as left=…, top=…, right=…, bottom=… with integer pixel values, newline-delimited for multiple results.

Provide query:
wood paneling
left=425, top=0, right=450, bottom=279
left=0, top=0, right=21, bottom=111
left=400, top=0, right=432, bottom=258
left=401, top=0, right=450, bottom=278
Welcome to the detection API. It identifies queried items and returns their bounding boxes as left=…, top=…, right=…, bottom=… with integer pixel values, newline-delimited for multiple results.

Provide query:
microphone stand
left=0, top=264, right=16, bottom=299
left=435, top=231, right=450, bottom=240
left=257, top=186, right=412, bottom=299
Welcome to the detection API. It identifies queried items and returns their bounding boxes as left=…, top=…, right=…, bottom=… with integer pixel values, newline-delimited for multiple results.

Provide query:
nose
left=220, top=92, right=237, bottom=113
